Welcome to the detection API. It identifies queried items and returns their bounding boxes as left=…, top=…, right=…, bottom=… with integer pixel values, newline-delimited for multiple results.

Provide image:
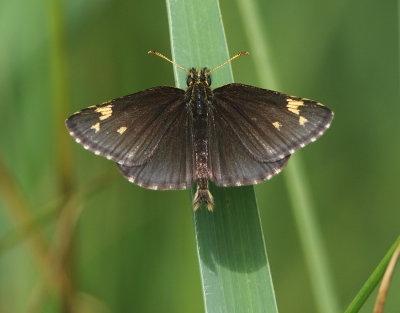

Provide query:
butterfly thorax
left=186, top=68, right=213, bottom=114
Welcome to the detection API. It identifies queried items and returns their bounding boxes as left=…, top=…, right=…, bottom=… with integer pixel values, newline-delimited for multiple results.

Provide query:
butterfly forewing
left=208, top=107, right=290, bottom=187
left=213, top=84, right=333, bottom=162
left=66, top=87, right=185, bottom=167
left=117, top=107, right=195, bottom=190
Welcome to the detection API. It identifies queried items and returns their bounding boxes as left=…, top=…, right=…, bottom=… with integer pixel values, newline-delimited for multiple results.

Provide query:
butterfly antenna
left=148, top=51, right=190, bottom=74
left=208, top=51, right=250, bottom=74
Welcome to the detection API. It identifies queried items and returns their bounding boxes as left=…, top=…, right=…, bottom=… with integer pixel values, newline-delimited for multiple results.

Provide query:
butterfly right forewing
left=213, top=83, right=333, bottom=163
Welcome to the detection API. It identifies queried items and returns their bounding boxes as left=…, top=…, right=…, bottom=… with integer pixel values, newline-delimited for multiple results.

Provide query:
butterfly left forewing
left=213, top=83, right=333, bottom=162
left=66, top=86, right=185, bottom=167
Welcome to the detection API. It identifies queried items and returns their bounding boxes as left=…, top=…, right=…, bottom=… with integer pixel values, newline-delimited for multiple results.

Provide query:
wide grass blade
left=166, top=0, right=279, bottom=312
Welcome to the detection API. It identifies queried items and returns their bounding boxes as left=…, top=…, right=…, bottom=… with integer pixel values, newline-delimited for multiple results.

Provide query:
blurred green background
left=0, top=0, right=399, bottom=312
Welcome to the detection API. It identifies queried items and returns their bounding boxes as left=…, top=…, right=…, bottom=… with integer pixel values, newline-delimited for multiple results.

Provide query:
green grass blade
left=166, top=0, right=279, bottom=312
left=284, top=157, right=340, bottom=313
left=235, top=0, right=340, bottom=312
left=344, top=235, right=400, bottom=313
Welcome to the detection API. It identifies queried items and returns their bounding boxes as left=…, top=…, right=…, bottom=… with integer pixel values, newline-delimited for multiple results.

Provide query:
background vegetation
left=0, top=0, right=399, bottom=312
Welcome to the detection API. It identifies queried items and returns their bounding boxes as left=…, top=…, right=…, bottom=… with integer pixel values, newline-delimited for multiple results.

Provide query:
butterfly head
left=148, top=51, right=249, bottom=89
left=187, top=68, right=212, bottom=88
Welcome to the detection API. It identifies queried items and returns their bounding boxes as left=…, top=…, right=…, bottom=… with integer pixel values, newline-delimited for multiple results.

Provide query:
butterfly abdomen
left=191, top=84, right=210, bottom=180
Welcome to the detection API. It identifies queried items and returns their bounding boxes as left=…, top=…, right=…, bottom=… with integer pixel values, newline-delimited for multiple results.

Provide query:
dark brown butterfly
left=66, top=51, right=333, bottom=211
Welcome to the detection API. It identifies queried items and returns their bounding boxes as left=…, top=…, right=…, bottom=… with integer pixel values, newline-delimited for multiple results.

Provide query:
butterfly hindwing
left=66, top=86, right=185, bottom=167
left=117, top=107, right=195, bottom=190
left=213, top=83, right=333, bottom=162
left=208, top=107, right=290, bottom=187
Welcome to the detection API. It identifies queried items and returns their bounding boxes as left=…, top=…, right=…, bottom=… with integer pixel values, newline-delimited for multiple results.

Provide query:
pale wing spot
left=286, top=99, right=304, bottom=115
left=94, top=150, right=101, bottom=155
left=235, top=181, right=242, bottom=186
left=91, top=122, right=100, bottom=133
left=288, top=99, right=304, bottom=106
left=117, top=126, right=127, bottom=134
left=299, top=116, right=308, bottom=126
left=95, top=105, right=113, bottom=120
left=272, top=121, right=282, bottom=131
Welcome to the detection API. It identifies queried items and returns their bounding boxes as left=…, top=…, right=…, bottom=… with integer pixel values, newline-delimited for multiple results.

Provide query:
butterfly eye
left=187, top=75, right=193, bottom=86
left=207, top=75, right=211, bottom=86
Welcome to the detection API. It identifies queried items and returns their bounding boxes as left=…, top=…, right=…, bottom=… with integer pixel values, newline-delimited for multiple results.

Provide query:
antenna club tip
left=148, top=50, right=156, bottom=55
left=240, top=51, right=250, bottom=56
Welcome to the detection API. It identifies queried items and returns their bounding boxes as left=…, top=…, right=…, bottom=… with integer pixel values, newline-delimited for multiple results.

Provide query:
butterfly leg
left=193, top=178, right=214, bottom=211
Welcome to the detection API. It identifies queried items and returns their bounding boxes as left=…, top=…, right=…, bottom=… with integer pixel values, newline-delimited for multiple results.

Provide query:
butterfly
left=66, top=51, right=333, bottom=211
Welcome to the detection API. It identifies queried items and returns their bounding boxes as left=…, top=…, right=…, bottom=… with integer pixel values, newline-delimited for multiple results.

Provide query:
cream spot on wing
left=95, top=105, right=113, bottom=120
left=117, top=126, right=127, bottom=134
left=272, top=121, right=282, bottom=130
left=91, top=122, right=100, bottom=133
left=299, top=116, right=308, bottom=126
left=286, top=99, right=304, bottom=115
